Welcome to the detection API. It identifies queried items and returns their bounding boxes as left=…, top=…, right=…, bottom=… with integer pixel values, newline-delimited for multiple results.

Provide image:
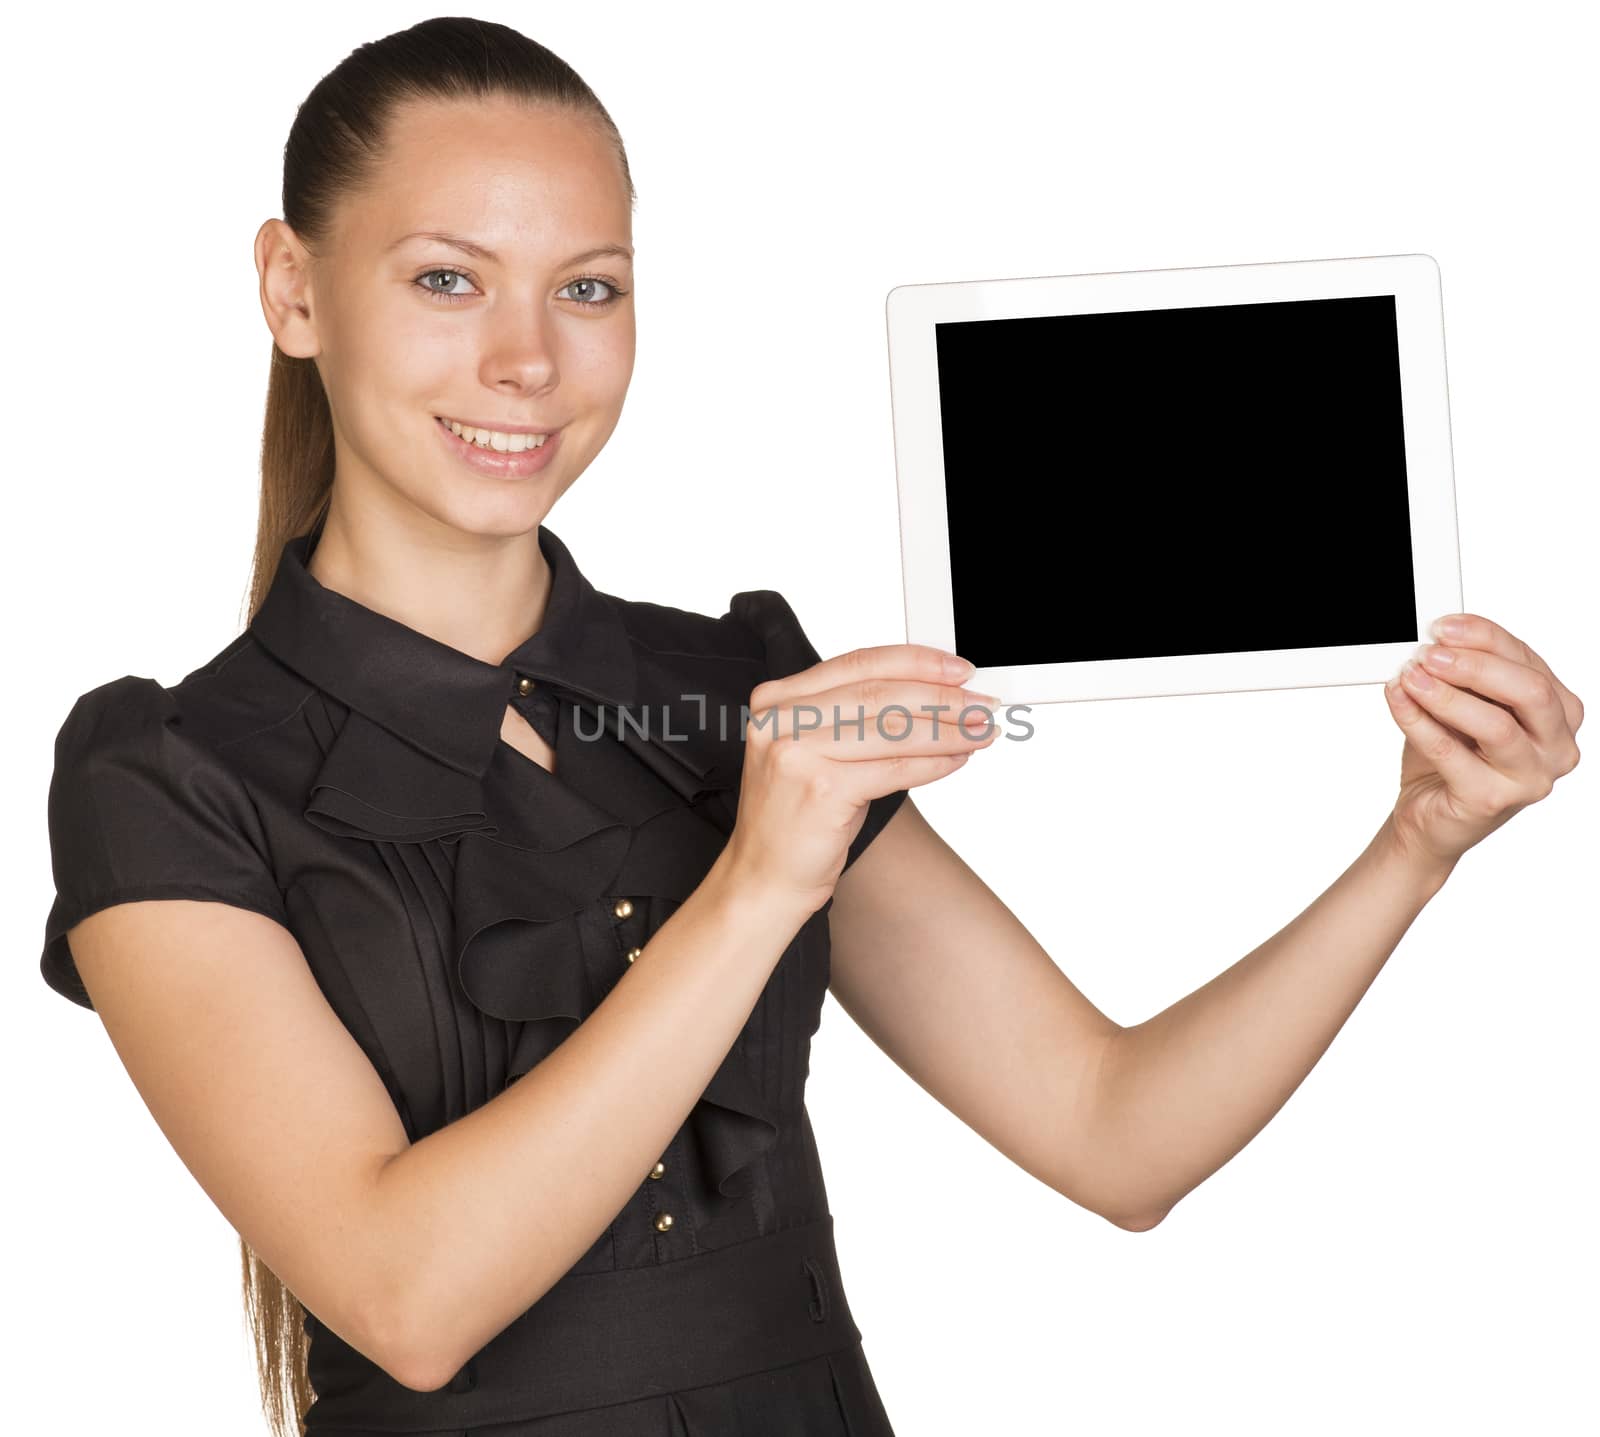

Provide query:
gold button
left=516, top=676, right=534, bottom=696
left=649, top=1160, right=666, bottom=1180
left=655, top=1212, right=674, bottom=1232
left=625, top=946, right=642, bottom=964
left=612, top=898, right=634, bottom=920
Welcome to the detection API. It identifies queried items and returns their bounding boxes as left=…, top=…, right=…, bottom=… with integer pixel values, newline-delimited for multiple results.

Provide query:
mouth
left=432, top=413, right=564, bottom=478
left=433, top=415, right=556, bottom=452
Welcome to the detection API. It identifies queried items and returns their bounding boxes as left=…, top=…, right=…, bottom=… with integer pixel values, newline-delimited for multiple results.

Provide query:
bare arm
left=69, top=853, right=815, bottom=1394
left=827, top=801, right=1453, bottom=1231
left=370, top=851, right=814, bottom=1386
left=1086, top=815, right=1453, bottom=1227
left=826, top=797, right=1128, bottom=1221
left=68, top=899, right=415, bottom=1376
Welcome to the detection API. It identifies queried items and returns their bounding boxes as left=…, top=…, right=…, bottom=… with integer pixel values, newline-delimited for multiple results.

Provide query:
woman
left=38, top=16, right=1583, bottom=1437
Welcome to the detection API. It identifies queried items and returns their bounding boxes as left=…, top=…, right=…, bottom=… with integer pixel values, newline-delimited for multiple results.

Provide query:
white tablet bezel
left=884, top=253, right=1463, bottom=707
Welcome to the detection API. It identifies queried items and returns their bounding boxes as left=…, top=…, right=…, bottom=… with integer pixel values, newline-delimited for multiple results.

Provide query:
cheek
left=383, top=305, right=478, bottom=391
left=569, top=318, right=636, bottom=401
left=321, top=295, right=462, bottom=421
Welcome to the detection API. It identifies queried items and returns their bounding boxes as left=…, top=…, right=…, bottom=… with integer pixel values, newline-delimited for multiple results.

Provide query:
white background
left=9, top=2, right=1595, bottom=1432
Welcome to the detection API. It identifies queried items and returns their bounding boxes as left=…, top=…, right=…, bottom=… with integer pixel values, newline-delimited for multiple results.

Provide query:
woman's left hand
left=1384, top=612, right=1583, bottom=876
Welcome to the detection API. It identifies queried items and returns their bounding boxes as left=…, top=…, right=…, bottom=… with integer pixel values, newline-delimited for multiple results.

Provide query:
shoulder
left=46, top=631, right=315, bottom=864
left=601, top=587, right=821, bottom=684
left=42, top=639, right=296, bottom=1012
left=53, top=631, right=313, bottom=765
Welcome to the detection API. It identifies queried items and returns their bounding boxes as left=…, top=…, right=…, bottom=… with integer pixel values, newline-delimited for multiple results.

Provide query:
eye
left=560, top=275, right=630, bottom=309
left=414, top=267, right=480, bottom=303
left=413, top=268, right=631, bottom=309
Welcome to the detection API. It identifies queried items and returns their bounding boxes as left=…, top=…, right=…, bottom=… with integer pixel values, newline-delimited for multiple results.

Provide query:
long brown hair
left=237, top=18, right=634, bottom=1434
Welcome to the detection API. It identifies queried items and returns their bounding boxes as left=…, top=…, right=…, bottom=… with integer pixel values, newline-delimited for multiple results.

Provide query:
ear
left=255, top=217, right=322, bottom=360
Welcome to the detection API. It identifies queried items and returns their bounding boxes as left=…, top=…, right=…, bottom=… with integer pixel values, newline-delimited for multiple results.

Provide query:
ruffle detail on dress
left=450, top=819, right=631, bottom=1023
left=690, top=1042, right=781, bottom=1199
left=610, top=800, right=780, bottom=1197
left=466, top=774, right=778, bottom=1196
left=302, top=708, right=495, bottom=843
left=294, top=677, right=778, bottom=1197
left=449, top=702, right=737, bottom=1029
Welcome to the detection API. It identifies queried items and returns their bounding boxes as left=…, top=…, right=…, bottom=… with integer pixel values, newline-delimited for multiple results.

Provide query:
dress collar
left=248, top=519, right=639, bottom=779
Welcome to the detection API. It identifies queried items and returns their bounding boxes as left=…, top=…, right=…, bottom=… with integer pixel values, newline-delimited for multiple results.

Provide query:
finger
left=755, top=673, right=999, bottom=738
left=1429, top=614, right=1583, bottom=734
left=754, top=701, right=1000, bottom=758
left=1385, top=672, right=1499, bottom=803
left=750, top=643, right=970, bottom=715
left=1417, top=644, right=1571, bottom=750
left=773, top=746, right=979, bottom=812
left=1398, top=660, right=1542, bottom=781
left=843, top=749, right=980, bottom=798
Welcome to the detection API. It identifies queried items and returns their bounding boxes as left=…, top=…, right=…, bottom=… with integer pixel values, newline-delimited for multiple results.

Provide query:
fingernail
left=943, top=654, right=976, bottom=681
left=1432, top=616, right=1466, bottom=640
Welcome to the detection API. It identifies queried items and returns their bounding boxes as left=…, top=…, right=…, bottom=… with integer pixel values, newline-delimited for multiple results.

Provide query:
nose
left=481, top=305, right=561, bottom=394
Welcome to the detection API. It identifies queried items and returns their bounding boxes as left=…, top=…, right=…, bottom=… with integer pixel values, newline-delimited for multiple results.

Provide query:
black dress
left=39, top=517, right=909, bottom=1436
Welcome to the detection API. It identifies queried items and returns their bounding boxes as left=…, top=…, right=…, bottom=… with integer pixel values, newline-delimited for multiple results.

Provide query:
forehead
left=354, top=96, right=631, bottom=254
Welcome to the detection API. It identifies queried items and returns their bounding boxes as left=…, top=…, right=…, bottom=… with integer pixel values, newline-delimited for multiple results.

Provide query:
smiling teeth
left=440, top=418, right=549, bottom=452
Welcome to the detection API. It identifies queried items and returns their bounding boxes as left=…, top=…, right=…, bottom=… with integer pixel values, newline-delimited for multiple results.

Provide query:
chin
left=420, top=483, right=559, bottom=542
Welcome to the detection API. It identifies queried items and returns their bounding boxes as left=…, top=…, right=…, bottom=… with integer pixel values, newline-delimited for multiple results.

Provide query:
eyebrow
left=388, top=231, right=634, bottom=267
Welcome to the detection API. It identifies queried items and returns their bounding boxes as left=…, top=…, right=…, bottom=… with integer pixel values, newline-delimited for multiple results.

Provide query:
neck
left=306, top=489, right=554, bottom=667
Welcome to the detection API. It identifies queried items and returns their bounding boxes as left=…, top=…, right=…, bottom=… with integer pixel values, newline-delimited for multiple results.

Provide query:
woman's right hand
left=719, top=644, right=1000, bottom=913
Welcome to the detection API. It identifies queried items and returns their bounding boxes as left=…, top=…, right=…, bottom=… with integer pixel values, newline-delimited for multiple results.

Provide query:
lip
left=434, top=414, right=560, bottom=435
left=433, top=414, right=563, bottom=477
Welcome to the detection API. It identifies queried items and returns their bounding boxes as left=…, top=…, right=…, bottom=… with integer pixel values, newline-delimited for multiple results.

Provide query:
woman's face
left=279, top=96, right=636, bottom=539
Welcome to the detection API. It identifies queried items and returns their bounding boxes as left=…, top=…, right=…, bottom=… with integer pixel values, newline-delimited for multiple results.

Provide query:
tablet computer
left=884, top=253, right=1463, bottom=707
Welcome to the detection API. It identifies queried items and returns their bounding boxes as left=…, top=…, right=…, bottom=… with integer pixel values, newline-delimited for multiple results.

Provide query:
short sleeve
left=727, top=589, right=910, bottom=874
left=40, top=676, right=290, bottom=1012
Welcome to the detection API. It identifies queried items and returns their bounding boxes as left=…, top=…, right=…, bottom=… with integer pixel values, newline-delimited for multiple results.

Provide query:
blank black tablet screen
left=936, top=294, right=1419, bottom=668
